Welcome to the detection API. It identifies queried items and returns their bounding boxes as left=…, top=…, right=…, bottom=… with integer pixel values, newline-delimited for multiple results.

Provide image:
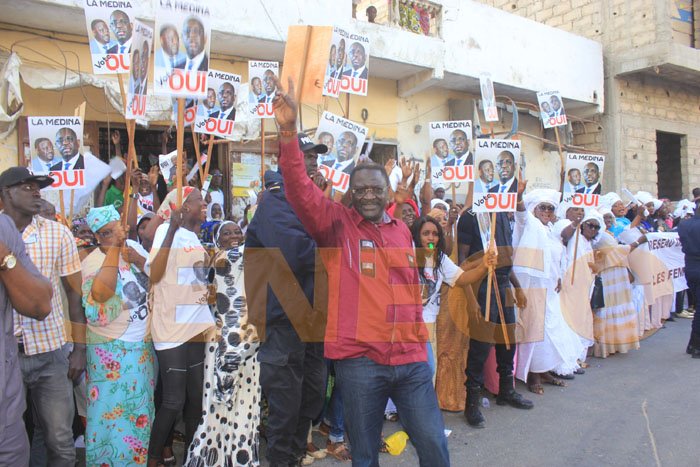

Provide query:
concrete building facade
left=480, top=0, right=700, bottom=198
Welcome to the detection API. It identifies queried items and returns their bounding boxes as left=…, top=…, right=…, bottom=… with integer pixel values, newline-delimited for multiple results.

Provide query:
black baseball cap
left=0, top=167, right=54, bottom=189
left=298, top=133, right=327, bottom=154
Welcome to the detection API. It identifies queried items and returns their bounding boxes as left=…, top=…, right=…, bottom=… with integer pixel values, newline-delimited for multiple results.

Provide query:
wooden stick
left=570, top=226, right=580, bottom=285
left=260, top=118, right=266, bottom=178
left=202, top=135, right=214, bottom=186
left=176, top=98, right=185, bottom=207
left=484, top=211, right=497, bottom=323
left=68, top=191, right=75, bottom=222
left=554, top=126, right=566, bottom=192
left=191, top=126, right=204, bottom=183
left=58, top=190, right=66, bottom=224
left=490, top=271, right=511, bottom=350
left=116, top=75, right=138, bottom=225
left=295, top=25, right=313, bottom=125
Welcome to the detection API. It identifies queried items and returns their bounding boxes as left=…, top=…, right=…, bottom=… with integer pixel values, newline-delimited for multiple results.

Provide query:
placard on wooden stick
left=280, top=26, right=332, bottom=106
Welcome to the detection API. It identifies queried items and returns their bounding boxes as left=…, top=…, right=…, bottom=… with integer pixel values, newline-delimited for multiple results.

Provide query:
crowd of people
left=1, top=78, right=699, bottom=467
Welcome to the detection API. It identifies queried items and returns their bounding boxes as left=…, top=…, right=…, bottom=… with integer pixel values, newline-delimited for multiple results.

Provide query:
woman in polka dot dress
left=185, top=221, right=261, bottom=466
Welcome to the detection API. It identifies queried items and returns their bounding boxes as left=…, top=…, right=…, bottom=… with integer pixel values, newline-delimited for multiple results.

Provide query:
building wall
left=479, top=0, right=700, bottom=197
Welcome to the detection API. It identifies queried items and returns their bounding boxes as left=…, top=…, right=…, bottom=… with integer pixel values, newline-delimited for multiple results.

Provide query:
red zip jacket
left=279, top=139, right=427, bottom=365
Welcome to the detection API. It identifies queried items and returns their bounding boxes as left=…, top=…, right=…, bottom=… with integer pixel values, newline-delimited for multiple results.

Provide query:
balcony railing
left=354, top=0, right=442, bottom=38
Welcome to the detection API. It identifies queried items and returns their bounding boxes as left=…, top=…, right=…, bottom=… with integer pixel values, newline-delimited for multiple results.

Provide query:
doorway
left=656, top=131, right=683, bottom=200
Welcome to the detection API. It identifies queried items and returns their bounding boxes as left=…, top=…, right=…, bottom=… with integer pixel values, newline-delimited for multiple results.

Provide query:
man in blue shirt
left=678, top=203, right=700, bottom=358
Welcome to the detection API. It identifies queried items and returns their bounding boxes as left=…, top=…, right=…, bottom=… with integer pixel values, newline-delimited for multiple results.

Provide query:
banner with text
left=562, top=153, right=605, bottom=207
left=248, top=60, right=279, bottom=118
left=428, top=120, right=473, bottom=184
left=194, top=70, right=241, bottom=138
left=323, top=27, right=370, bottom=98
left=125, top=20, right=153, bottom=120
left=28, top=116, right=86, bottom=190
left=537, top=90, right=567, bottom=129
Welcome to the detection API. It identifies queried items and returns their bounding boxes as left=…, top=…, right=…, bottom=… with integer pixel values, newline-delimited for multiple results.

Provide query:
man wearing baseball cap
left=0, top=166, right=85, bottom=466
left=245, top=134, right=329, bottom=466
left=0, top=167, right=53, bottom=466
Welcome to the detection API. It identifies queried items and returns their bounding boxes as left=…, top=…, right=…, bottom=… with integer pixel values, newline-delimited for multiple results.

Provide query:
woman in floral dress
left=81, top=205, right=155, bottom=466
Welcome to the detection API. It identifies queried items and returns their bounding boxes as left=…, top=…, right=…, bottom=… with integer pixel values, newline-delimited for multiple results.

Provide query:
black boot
left=496, top=376, right=534, bottom=409
left=687, top=333, right=700, bottom=354
left=464, top=386, right=486, bottom=428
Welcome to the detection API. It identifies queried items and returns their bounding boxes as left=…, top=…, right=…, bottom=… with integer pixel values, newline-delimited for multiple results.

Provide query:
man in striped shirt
left=0, top=167, right=85, bottom=467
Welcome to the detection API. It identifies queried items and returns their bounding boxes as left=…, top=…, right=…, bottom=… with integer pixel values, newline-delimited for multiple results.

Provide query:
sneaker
left=301, top=453, right=316, bottom=466
left=678, top=310, right=695, bottom=319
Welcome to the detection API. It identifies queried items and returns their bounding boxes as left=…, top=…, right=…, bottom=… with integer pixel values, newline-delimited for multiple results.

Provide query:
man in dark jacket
left=678, top=203, right=700, bottom=359
left=244, top=134, right=329, bottom=467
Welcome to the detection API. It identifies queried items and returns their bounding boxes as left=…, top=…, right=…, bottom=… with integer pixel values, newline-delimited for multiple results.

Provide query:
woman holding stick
left=146, top=187, right=214, bottom=467
left=513, top=187, right=585, bottom=394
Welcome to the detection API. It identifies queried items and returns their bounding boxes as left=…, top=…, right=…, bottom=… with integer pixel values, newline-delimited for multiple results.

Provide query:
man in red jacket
left=272, top=77, right=449, bottom=467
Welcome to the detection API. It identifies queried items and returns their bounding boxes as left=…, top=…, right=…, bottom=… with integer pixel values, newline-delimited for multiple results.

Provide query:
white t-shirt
left=420, top=254, right=463, bottom=323
left=137, top=193, right=155, bottom=221
left=118, top=240, right=150, bottom=342
left=147, top=223, right=214, bottom=350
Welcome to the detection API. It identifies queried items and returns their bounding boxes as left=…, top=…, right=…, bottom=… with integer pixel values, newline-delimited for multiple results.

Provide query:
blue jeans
left=322, top=360, right=345, bottom=443
left=18, top=344, right=76, bottom=467
left=334, top=357, right=449, bottom=467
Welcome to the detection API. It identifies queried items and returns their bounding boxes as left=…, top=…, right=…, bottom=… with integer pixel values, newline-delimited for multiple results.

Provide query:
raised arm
left=273, top=76, right=337, bottom=243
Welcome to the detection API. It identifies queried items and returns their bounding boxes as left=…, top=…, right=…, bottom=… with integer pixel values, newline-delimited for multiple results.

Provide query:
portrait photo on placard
left=479, top=73, right=498, bottom=122
left=323, top=27, right=370, bottom=98
left=562, top=153, right=605, bottom=207
left=472, top=139, right=520, bottom=213
left=248, top=61, right=279, bottom=118
left=83, top=0, right=136, bottom=74
left=193, top=70, right=241, bottom=138
left=314, top=111, right=367, bottom=193
left=28, top=116, right=85, bottom=190
left=537, top=90, right=567, bottom=129
left=125, top=20, right=153, bottom=120
left=154, top=0, right=211, bottom=98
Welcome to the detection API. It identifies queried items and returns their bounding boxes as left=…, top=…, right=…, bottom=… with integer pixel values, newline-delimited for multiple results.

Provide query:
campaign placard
left=193, top=70, right=241, bottom=137
left=562, top=153, right=605, bottom=207
left=323, top=27, right=370, bottom=98
left=125, top=20, right=153, bottom=120
left=83, top=0, right=135, bottom=74
left=472, top=139, right=520, bottom=213
left=315, top=111, right=368, bottom=192
left=428, top=120, right=473, bottom=184
left=172, top=98, right=198, bottom=128
left=154, top=0, right=211, bottom=98
left=248, top=61, right=279, bottom=118
left=537, top=90, right=567, bottom=129
left=158, top=149, right=178, bottom=186
left=480, top=73, right=498, bottom=122
left=28, top=117, right=86, bottom=190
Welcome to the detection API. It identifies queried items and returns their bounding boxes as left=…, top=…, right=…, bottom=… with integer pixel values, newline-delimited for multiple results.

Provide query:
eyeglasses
left=536, top=204, right=555, bottom=212
left=351, top=187, right=385, bottom=198
left=584, top=222, right=601, bottom=230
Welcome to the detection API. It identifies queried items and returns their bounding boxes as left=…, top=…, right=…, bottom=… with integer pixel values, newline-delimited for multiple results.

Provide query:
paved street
left=305, top=318, right=700, bottom=467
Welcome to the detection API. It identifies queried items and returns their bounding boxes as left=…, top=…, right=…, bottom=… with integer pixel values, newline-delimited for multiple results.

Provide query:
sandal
left=577, top=361, right=590, bottom=369
left=527, top=383, right=544, bottom=395
left=318, top=421, right=330, bottom=438
left=541, top=372, right=567, bottom=387
left=327, top=441, right=352, bottom=461
left=307, top=442, right=327, bottom=459
left=162, top=456, right=176, bottom=466
left=550, top=371, right=574, bottom=380
left=574, top=368, right=585, bottom=375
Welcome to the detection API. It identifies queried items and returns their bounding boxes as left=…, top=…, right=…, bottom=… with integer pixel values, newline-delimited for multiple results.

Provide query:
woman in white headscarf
left=559, top=209, right=604, bottom=368
left=513, top=186, right=584, bottom=394
left=591, top=206, right=647, bottom=357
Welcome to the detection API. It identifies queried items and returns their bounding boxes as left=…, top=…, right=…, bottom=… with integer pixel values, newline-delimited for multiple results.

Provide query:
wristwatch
left=0, top=253, right=17, bottom=271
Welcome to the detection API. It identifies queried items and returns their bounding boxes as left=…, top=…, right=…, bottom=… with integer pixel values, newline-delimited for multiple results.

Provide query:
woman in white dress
left=513, top=186, right=585, bottom=395
left=184, top=221, right=261, bottom=467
